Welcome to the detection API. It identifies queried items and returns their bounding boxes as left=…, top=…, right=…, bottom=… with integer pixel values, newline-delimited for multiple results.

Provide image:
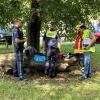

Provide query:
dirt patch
left=0, top=53, right=14, bottom=67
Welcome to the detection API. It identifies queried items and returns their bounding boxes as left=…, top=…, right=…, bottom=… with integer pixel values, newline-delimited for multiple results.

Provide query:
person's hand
left=24, top=38, right=27, bottom=42
left=85, top=46, right=89, bottom=50
left=83, top=47, right=86, bottom=50
left=84, top=46, right=90, bottom=50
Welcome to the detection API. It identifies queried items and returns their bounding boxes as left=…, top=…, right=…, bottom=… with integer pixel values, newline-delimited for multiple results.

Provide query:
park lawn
left=0, top=45, right=14, bottom=54
left=0, top=43, right=100, bottom=100
left=0, top=73, right=100, bottom=100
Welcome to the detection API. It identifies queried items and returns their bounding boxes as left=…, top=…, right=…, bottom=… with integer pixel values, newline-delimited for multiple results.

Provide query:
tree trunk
left=27, top=0, right=41, bottom=52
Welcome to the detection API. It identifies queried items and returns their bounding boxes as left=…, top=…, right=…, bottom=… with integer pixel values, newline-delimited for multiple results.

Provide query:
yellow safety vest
left=82, top=29, right=91, bottom=38
left=82, top=29, right=95, bottom=53
left=46, top=30, right=57, bottom=38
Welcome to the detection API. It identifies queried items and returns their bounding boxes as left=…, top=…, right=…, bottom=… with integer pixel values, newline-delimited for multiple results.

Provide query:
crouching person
left=12, top=20, right=27, bottom=81
left=43, top=21, right=61, bottom=78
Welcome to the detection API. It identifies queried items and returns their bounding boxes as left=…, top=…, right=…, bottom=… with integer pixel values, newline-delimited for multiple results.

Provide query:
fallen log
left=23, top=56, right=78, bottom=73
left=0, top=53, right=80, bottom=74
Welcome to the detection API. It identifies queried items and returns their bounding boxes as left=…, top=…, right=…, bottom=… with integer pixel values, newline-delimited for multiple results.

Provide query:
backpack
left=24, top=46, right=37, bottom=58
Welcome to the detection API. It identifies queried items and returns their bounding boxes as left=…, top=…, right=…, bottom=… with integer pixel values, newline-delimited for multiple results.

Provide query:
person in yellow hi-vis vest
left=79, top=25, right=95, bottom=80
left=43, top=21, right=61, bottom=77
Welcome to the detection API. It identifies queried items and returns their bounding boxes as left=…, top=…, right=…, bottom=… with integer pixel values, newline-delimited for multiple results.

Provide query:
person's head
left=14, top=20, right=22, bottom=28
left=48, top=21, right=57, bottom=30
left=75, top=25, right=81, bottom=32
left=80, top=25, right=86, bottom=32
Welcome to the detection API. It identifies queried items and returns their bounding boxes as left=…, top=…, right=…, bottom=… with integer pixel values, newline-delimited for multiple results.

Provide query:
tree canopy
left=1, top=0, right=100, bottom=27
left=1, top=0, right=100, bottom=48
left=0, top=0, right=30, bottom=27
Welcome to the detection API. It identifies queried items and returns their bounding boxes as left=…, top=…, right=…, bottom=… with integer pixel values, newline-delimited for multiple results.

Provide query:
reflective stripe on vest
left=46, top=30, right=57, bottom=38
left=82, top=46, right=95, bottom=53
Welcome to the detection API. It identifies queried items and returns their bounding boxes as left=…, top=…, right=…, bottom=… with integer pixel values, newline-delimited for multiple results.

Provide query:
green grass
left=0, top=45, right=14, bottom=54
left=61, top=43, right=74, bottom=53
left=0, top=75, right=100, bottom=100
left=0, top=43, right=100, bottom=100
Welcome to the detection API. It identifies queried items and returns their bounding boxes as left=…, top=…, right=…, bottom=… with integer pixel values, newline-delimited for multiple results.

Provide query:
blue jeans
left=13, top=50, right=24, bottom=79
left=83, top=52, right=92, bottom=78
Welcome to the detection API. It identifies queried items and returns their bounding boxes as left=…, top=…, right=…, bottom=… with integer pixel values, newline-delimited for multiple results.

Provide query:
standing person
left=86, top=22, right=100, bottom=49
left=43, top=21, right=61, bottom=77
left=74, top=25, right=83, bottom=53
left=79, top=25, right=95, bottom=80
left=74, top=25, right=84, bottom=74
left=12, top=20, right=27, bottom=80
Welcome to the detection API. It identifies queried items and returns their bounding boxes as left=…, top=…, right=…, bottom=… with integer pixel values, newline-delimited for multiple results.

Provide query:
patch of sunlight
left=95, top=72, right=100, bottom=76
left=36, top=84, right=56, bottom=92
left=71, top=70, right=81, bottom=75
left=49, top=91, right=56, bottom=97
left=0, top=53, right=14, bottom=61
left=82, top=82, right=100, bottom=91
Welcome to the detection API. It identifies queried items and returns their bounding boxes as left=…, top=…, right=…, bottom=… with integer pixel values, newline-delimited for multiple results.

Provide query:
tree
left=1, top=0, right=100, bottom=50
left=27, top=0, right=41, bottom=52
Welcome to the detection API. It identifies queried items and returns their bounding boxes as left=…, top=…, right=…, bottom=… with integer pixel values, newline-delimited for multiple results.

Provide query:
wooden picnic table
left=0, top=36, right=12, bottom=48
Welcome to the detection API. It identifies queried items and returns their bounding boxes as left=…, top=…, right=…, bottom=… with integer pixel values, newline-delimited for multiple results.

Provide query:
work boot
left=78, top=74, right=87, bottom=80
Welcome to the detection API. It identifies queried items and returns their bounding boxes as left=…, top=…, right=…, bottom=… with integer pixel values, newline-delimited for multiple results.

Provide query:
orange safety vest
left=74, top=31, right=83, bottom=53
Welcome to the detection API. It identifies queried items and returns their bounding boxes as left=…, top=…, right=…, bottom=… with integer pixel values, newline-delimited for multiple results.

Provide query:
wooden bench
left=0, top=36, right=12, bottom=48
left=0, top=37, right=8, bottom=48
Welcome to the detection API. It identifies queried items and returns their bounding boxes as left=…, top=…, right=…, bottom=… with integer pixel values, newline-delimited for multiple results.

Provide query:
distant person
left=12, top=20, right=27, bottom=81
left=86, top=22, right=100, bottom=49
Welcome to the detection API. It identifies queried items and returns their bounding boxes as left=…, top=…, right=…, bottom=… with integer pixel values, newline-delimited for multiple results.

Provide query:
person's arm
left=57, top=42, right=61, bottom=49
left=42, top=33, right=47, bottom=51
left=86, top=36, right=98, bottom=49
left=15, top=38, right=27, bottom=43
left=14, top=28, right=27, bottom=43
left=56, top=33, right=61, bottom=50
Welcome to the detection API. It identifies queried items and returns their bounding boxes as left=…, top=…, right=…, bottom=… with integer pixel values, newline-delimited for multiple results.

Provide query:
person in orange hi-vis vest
left=74, top=25, right=83, bottom=53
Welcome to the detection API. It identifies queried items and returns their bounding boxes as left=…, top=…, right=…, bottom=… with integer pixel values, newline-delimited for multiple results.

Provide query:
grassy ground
left=0, top=45, right=14, bottom=54
left=0, top=43, right=100, bottom=100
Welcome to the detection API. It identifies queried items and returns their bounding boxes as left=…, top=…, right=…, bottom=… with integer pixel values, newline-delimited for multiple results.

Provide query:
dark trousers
left=45, top=47, right=58, bottom=77
left=46, top=47, right=58, bottom=61
left=13, top=50, right=24, bottom=78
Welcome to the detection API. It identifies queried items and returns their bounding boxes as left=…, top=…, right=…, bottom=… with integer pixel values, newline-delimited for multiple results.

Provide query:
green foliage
left=1, top=0, right=100, bottom=40
left=39, top=0, right=100, bottom=25
left=1, top=0, right=100, bottom=27
left=39, top=0, right=100, bottom=40
left=0, top=0, right=30, bottom=27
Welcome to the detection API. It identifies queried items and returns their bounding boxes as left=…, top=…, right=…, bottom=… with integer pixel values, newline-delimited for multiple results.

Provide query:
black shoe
left=44, top=69, right=48, bottom=75
left=87, top=74, right=92, bottom=78
left=19, top=77, right=28, bottom=81
left=13, top=74, right=19, bottom=77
